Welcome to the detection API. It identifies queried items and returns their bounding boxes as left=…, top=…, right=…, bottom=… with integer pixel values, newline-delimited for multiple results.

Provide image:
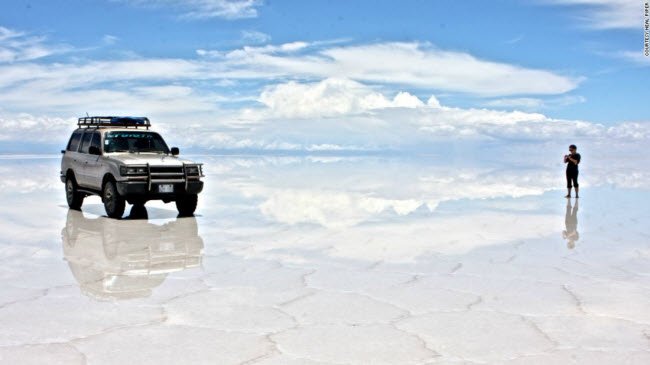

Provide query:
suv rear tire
left=65, top=176, right=84, bottom=210
left=176, top=194, right=198, bottom=216
left=103, top=180, right=125, bottom=219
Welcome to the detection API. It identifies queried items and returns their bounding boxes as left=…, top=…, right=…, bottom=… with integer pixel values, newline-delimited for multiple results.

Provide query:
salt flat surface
left=0, top=154, right=649, bottom=364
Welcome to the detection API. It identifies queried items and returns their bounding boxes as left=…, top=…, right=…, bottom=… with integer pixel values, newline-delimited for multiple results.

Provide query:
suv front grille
left=149, top=165, right=185, bottom=184
left=150, top=166, right=183, bottom=174
left=124, top=164, right=202, bottom=190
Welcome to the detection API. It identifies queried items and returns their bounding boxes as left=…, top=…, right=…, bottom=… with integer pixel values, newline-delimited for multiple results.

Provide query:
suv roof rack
left=78, top=116, right=151, bottom=129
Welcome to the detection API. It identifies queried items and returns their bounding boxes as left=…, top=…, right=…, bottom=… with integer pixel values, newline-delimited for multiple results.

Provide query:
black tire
left=103, top=180, right=125, bottom=219
left=65, top=176, right=84, bottom=210
left=176, top=194, right=198, bottom=217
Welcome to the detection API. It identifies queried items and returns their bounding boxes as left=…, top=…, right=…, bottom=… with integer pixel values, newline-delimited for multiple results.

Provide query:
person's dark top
left=566, top=153, right=581, bottom=172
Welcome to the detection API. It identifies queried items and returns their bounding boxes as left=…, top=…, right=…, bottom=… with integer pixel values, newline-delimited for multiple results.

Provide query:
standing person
left=564, top=144, right=581, bottom=198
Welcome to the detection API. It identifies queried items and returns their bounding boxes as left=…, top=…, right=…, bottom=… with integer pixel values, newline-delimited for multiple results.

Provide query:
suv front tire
left=103, top=180, right=125, bottom=218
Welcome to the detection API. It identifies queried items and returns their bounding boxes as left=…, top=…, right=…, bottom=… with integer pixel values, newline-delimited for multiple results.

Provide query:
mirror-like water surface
left=1, top=155, right=649, bottom=364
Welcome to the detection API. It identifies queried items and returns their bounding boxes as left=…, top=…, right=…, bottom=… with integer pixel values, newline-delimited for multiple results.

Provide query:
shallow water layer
left=0, top=155, right=649, bottom=364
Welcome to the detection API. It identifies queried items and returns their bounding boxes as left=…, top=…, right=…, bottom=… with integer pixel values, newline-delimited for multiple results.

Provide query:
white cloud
left=199, top=41, right=310, bottom=58
left=0, top=58, right=205, bottom=91
left=482, top=95, right=586, bottom=110
left=0, top=38, right=581, bottom=119
left=0, top=113, right=73, bottom=142
left=0, top=74, right=626, bottom=153
left=155, top=77, right=648, bottom=153
left=544, top=0, right=641, bottom=29
left=605, top=121, right=650, bottom=139
left=123, top=0, right=262, bottom=19
left=241, top=30, right=271, bottom=44
left=257, top=78, right=424, bottom=118
left=102, top=35, right=119, bottom=45
left=0, top=68, right=645, bottom=153
left=0, top=26, right=24, bottom=41
left=0, top=27, right=638, bottom=153
left=209, top=41, right=581, bottom=96
left=619, top=51, right=650, bottom=65
left=260, top=189, right=423, bottom=228
left=0, top=75, right=223, bottom=116
left=0, top=26, right=70, bottom=63
left=207, top=152, right=648, bottom=235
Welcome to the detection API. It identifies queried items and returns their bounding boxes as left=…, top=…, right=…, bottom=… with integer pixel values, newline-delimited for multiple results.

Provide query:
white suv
left=61, top=116, right=204, bottom=218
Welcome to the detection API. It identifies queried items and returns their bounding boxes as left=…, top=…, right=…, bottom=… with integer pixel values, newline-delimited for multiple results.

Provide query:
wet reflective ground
left=1, top=155, right=649, bottom=364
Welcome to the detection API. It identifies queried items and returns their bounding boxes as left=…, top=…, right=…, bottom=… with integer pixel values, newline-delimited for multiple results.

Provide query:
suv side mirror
left=89, top=146, right=101, bottom=155
left=171, top=147, right=179, bottom=156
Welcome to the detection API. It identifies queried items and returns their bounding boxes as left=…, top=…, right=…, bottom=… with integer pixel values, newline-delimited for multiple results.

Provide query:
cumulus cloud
left=1, top=70, right=646, bottom=154
left=257, top=78, right=424, bottom=118
left=0, top=27, right=641, bottom=153
left=0, top=31, right=582, bottom=125
left=217, top=78, right=634, bottom=150
left=543, top=0, right=640, bottom=29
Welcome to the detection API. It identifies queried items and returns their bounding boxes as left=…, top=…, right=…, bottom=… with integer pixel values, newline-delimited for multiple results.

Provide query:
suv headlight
left=185, top=165, right=200, bottom=175
left=120, top=165, right=147, bottom=175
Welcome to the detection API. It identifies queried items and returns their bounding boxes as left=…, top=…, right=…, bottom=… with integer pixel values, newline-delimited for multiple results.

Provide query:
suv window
left=103, top=131, right=170, bottom=153
left=67, top=130, right=84, bottom=152
left=90, top=132, right=101, bottom=153
left=79, top=131, right=94, bottom=154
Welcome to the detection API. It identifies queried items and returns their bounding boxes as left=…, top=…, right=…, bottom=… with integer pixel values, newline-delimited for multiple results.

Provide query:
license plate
left=158, top=184, right=174, bottom=193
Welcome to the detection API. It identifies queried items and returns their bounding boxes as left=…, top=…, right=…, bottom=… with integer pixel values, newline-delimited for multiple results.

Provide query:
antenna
left=86, top=112, right=90, bottom=117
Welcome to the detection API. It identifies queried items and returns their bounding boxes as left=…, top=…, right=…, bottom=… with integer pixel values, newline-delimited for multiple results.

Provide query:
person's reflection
left=563, top=199, right=579, bottom=249
left=61, top=209, right=204, bottom=301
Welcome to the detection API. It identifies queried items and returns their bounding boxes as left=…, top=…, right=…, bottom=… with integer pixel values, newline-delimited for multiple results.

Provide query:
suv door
left=62, top=129, right=84, bottom=183
left=76, top=131, right=95, bottom=187
left=85, top=131, right=103, bottom=190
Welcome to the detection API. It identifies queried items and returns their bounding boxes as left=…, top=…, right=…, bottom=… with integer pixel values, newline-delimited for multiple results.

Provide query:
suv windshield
left=104, top=131, right=170, bottom=153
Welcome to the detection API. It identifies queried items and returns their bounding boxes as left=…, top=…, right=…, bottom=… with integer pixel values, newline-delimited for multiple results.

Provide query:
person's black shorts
left=566, top=170, right=579, bottom=188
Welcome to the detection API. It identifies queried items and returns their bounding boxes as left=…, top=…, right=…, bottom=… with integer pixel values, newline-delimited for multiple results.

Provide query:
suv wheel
left=176, top=194, right=198, bottom=216
left=103, top=180, right=125, bottom=219
left=65, top=176, right=84, bottom=210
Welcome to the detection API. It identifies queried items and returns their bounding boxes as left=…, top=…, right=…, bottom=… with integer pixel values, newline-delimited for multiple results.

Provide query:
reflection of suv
left=60, top=116, right=204, bottom=218
left=62, top=209, right=203, bottom=301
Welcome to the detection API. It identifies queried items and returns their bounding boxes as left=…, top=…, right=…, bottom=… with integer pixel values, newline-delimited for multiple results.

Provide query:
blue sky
left=0, top=0, right=647, bottom=153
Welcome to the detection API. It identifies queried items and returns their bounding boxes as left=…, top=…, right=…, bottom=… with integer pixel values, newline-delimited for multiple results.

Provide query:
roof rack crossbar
left=78, top=116, right=151, bottom=130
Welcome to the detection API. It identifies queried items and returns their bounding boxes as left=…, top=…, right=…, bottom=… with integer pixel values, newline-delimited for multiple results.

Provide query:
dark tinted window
left=79, top=131, right=93, bottom=154
left=90, top=132, right=101, bottom=153
left=104, top=131, right=170, bottom=153
left=67, top=130, right=84, bottom=151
